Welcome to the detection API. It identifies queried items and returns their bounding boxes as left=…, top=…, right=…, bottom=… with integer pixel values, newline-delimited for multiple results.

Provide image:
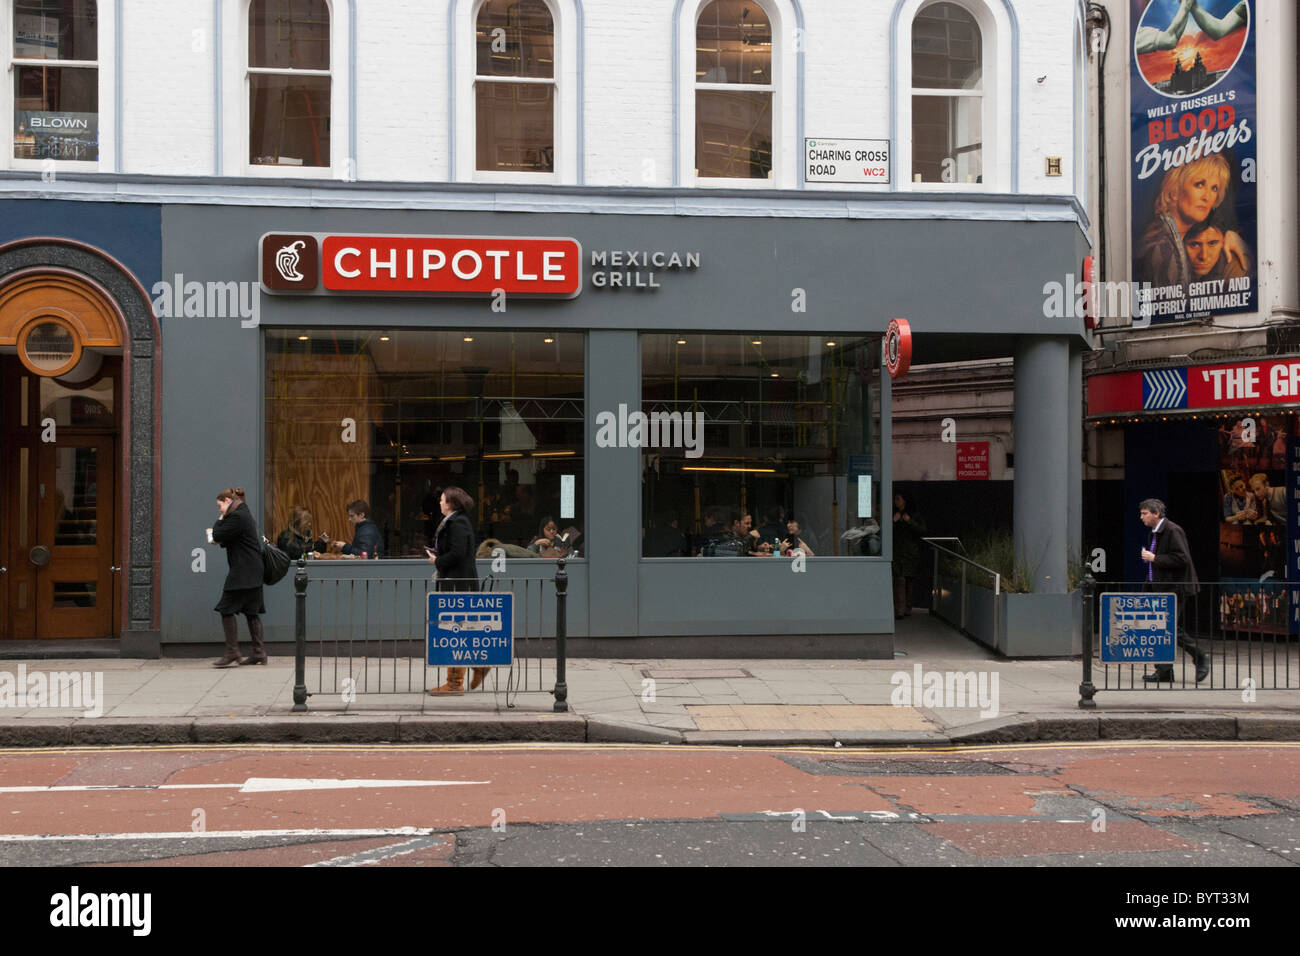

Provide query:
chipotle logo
left=260, top=233, right=319, bottom=291
left=260, top=232, right=582, bottom=297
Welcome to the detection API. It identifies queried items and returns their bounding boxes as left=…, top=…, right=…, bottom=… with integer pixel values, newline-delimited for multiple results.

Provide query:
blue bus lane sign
left=1100, top=592, right=1176, bottom=664
left=427, top=591, right=513, bottom=667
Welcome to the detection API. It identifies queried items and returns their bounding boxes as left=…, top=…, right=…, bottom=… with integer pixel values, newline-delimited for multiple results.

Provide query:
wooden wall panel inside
left=265, top=351, right=378, bottom=548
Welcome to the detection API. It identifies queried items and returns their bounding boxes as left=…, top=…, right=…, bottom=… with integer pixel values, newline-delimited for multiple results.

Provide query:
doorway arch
left=0, top=238, right=161, bottom=655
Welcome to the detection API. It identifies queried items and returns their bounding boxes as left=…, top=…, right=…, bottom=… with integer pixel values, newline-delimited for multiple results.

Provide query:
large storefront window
left=265, top=330, right=584, bottom=559
left=642, top=334, right=881, bottom=558
left=12, top=0, right=99, bottom=162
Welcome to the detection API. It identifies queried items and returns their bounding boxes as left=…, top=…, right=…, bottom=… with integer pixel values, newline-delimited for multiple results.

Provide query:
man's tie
left=1148, top=532, right=1156, bottom=582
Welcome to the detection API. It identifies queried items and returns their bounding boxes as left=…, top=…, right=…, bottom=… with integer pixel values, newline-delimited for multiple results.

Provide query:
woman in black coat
left=211, top=487, right=267, bottom=667
left=427, top=485, right=486, bottom=695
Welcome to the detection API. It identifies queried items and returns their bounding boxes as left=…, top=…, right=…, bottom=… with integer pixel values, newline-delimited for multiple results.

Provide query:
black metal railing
left=292, top=558, right=570, bottom=712
left=1079, top=574, right=1300, bottom=706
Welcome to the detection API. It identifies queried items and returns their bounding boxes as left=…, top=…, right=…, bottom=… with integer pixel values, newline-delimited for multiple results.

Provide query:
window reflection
left=642, top=334, right=881, bottom=558
left=248, top=0, right=331, bottom=166
left=475, top=0, right=555, bottom=173
left=695, top=0, right=773, bottom=179
left=12, top=0, right=99, bottom=161
left=264, top=330, right=585, bottom=558
left=911, top=2, right=983, bottom=184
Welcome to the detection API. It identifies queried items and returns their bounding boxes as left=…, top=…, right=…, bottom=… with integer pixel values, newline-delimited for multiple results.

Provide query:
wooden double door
left=1, top=362, right=120, bottom=640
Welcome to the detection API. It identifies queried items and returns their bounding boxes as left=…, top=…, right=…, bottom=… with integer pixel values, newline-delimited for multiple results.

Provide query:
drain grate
left=790, top=758, right=1025, bottom=777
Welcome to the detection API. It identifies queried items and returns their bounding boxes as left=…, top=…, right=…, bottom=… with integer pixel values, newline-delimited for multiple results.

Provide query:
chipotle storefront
left=5, top=186, right=1090, bottom=656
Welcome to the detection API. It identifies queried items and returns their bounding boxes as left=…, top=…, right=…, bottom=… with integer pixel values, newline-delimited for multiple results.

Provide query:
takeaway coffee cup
left=206, top=527, right=214, bottom=543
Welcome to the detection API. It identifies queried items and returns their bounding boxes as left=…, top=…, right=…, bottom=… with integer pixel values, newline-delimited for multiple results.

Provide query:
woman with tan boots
left=427, top=486, right=488, bottom=695
left=211, top=487, right=267, bottom=666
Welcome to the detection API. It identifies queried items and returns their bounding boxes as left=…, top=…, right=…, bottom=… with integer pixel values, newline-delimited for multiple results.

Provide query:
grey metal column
left=1068, top=345, right=1083, bottom=566
left=586, top=330, right=640, bottom=636
left=1013, top=336, right=1071, bottom=595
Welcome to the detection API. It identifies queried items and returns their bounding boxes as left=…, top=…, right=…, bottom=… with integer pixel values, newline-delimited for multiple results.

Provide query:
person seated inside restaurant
left=781, top=521, right=815, bottom=556
left=333, top=498, right=384, bottom=558
left=710, top=510, right=753, bottom=557
left=529, top=517, right=559, bottom=554
left=694, top=506, right=728, bottom=556
left=644, top=510, right=690, bottom=557
left=785, top=515, right=818, bottom=554
left=277, top=505, right=329, bottom=560
left=755, top=506, right=787, bottom=549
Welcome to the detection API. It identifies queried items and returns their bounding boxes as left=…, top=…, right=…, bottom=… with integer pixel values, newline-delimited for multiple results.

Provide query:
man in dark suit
left=1139, top=498, right=1210, bottom=683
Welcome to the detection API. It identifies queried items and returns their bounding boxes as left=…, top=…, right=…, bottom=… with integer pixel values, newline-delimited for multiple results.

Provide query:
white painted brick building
left=1, top=0, right=1088, bottom=196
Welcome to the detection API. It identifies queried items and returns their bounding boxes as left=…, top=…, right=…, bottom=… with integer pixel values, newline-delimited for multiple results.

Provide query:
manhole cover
left=643, top=668, right=753, bottom=680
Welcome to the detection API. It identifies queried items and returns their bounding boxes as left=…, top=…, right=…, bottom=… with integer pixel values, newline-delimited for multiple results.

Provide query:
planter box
left=998, top=591, right=1082, bottom=657
left=934, top=579, right=1082, bottom=658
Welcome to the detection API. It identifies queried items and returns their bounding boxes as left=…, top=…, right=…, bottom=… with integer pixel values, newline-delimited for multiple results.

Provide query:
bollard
left=1078, top=572, right=1097, bottom=708
left=553, top=557, right=569, bottom=712
left=293, top=557, right=310, bottom=712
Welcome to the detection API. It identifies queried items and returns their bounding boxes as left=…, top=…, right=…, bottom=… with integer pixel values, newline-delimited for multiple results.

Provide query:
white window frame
left=456, top=0, right=576, bottom=185
left=896, top=0, right=1011, bottom=192
left=3, top=0, right=116, bottom=172
left=680, top=0, right=796, bottom=189
left=225, top=0, right=349, bottom=178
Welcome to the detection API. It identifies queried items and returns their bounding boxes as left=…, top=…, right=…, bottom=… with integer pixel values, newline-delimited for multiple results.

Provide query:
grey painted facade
left=1, top=184, right=1089, bottom=655
left=150, top=198, right=1088, bottom=651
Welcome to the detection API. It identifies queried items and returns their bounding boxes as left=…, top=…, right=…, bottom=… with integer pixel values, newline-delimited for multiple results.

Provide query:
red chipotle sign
left=260, top=232, right=582, bottom=297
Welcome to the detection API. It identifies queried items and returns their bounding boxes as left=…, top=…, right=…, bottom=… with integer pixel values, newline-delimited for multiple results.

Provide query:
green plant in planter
left=959, top=533, right=1087, bottom=594
left=1067, top=554, right=1089, bottom=593
left=966, top=532, right=1033, bottom=594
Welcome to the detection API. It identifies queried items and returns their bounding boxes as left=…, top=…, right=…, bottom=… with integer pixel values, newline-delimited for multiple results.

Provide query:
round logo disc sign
left=884, top=318, right=912, bottom=379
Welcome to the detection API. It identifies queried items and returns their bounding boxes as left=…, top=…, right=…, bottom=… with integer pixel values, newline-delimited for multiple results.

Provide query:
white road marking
left=0, top=827, right=438, bottom=842
left=239, top=778, right=489, bottom=793
left=306, top=836, right=444, bottom=867
left=0, top=777, right=489, bottom=795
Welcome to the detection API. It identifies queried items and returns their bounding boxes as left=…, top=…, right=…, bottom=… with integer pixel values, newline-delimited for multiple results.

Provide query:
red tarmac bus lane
left=0, top=746, right=899, bottom=835
left=0, top=743, right=1297, bottom=839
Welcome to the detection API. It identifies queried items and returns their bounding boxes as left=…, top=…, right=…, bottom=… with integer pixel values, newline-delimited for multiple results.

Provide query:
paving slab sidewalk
left=2, top=652, right=1299, bottom=746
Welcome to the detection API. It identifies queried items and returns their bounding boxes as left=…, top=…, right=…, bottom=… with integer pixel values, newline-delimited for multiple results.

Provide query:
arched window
left=911, top=1, right=982, bottom=184
left=695, top=0, right=773, bottom=180
left=475, top=0, right=555, bottom=174
left=12, top=0, right=99, bottom=163
left=248, top=0, right=331, bottom=167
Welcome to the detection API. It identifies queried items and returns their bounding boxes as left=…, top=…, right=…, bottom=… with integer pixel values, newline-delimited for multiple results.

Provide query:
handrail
left=921, top=536, right=967, bottom=554
left=922, top=537, right=1002, bottom=645
left=922, top=538, right=1001, bottom=595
